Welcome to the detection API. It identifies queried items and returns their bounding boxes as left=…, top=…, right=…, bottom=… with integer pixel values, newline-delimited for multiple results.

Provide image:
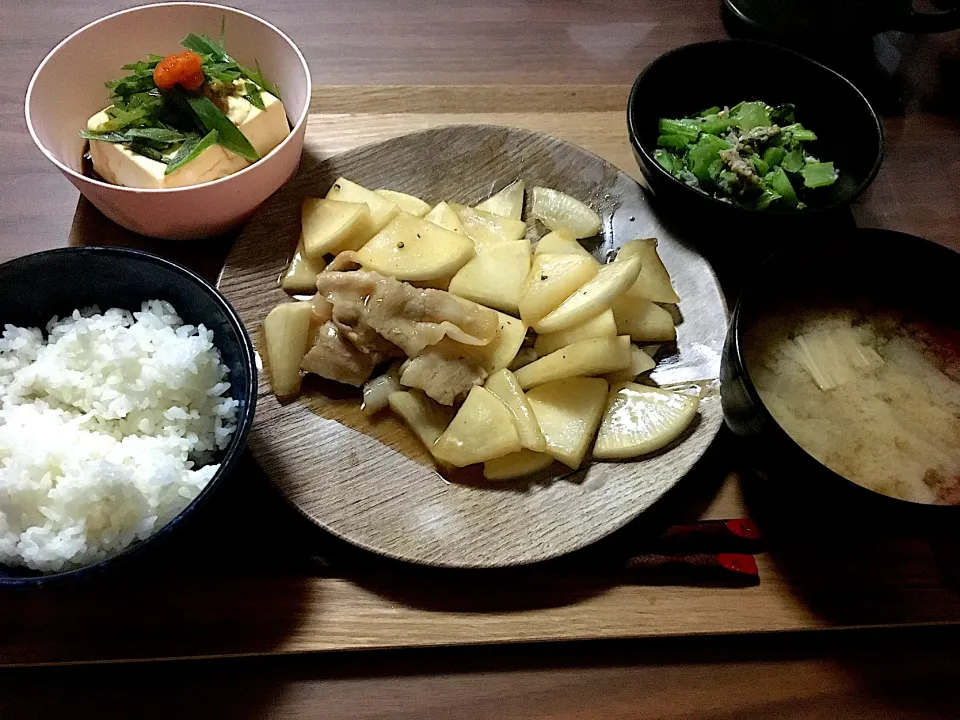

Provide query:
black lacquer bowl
left=628, top=40, right=884, bottom=255
left=721, top=228, right=960, bottom=520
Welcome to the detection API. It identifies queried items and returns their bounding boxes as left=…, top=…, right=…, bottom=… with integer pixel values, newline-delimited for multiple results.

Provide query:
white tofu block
left=86, top=87, right=290, bottom=189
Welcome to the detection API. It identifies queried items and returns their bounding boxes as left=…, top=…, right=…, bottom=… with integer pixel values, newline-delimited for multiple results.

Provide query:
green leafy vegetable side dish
left=80, top=24, right=283, bottom=173
left=653, top=101, right=838, bottom=211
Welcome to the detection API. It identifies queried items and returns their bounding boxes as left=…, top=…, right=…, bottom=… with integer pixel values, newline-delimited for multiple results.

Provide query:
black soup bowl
left=721, top=228, right=960, bottom=521
left=628, top=40, right=884, bottom=250
left=0, top=247, right=257, bottom=587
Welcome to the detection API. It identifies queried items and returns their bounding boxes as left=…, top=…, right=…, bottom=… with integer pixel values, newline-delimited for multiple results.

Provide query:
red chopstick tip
left=717, top=553, right=759, bottom=576
left=726, top=518, right=762, bottom=540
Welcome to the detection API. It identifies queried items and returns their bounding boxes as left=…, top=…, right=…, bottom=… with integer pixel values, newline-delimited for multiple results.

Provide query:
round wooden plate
left=219, top=125, right=728, bottom=567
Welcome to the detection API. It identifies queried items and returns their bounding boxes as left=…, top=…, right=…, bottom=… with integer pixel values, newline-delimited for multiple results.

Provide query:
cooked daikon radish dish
left=81, top=32, right=289, bottom=189
left=745, top=305, right=960, bottom=504
left=263, top=178, right=699, bottom=480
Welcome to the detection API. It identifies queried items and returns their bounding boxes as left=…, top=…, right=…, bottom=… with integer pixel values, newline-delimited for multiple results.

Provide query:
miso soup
left=745, top=304, right=960, bottom=504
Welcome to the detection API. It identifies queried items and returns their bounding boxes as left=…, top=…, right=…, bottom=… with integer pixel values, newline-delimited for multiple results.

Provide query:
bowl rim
left=626, top=38, right=885, bottom=217
left=727, top=227, right=960, bottom=509
left=24, top=1, right=312, bottom=196
left=0, top=246, right=258, bottom=587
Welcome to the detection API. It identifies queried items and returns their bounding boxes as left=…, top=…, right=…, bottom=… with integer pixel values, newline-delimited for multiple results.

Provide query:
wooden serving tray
left=5, top=86, right=957, bottom=668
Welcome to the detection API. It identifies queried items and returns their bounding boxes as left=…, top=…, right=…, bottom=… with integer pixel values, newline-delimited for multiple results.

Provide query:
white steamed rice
left=0, top=300, right=238, bottom=572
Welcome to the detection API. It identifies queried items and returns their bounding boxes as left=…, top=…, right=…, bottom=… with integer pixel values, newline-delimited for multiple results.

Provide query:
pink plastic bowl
left=26, top=3, right=311, bottom=240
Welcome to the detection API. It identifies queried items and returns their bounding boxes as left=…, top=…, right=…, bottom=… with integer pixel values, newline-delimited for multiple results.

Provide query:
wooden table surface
left=5, top=0, right=960, bottom=716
